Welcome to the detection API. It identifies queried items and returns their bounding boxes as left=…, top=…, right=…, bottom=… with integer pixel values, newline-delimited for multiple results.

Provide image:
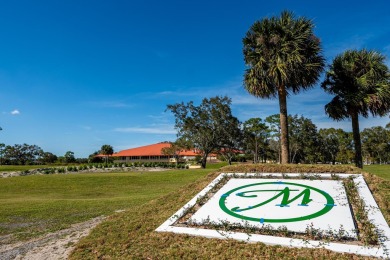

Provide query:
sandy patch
left=0, top=216, right=105, bottom=260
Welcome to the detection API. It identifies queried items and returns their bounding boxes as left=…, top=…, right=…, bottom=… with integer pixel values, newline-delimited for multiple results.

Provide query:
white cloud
left=153, top=79, right=244, bottom=100
left=231, top=94, right=278, bottom=106
left=147, top=112, right=173, bottom=124
left=114, top=125, right=176, bottom=135
left=11, top=109, right=20, bottom=115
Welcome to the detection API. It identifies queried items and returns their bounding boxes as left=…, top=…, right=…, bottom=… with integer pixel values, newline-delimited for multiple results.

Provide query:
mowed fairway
left=364, top=164, right=390, bottom=180
left=0, top=168, right=214, bottom=241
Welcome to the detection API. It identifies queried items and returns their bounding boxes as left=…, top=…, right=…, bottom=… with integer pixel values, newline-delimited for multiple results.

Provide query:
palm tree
left=100, top=144, right=114, bottom=165
left=322, top=49, right=390, bottom=168
left=243, top=11, right=325, bottom=164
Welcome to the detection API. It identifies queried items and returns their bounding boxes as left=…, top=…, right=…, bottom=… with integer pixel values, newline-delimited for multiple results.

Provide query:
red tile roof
left=112, top=142, right=199, bottom=157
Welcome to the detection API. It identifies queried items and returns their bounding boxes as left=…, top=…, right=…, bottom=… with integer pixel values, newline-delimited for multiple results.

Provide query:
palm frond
left=322, top=49, right=390, bottom=119
left=243, top=10, right=325, bottom=98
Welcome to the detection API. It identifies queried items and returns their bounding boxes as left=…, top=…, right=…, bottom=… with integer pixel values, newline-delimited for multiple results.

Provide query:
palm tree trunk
left=351, top=111, right=363, bottom=168
left=201, top=155, right=207, bottom=169
left=255, top=138, right=258, bottom=163
left=278, top=85, right=290, bottom=164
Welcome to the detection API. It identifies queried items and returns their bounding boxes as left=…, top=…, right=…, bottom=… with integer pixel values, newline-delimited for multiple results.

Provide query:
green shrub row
left=32, top=162, right=189, bottom=175
left=125, top=162, right=188, bottom=169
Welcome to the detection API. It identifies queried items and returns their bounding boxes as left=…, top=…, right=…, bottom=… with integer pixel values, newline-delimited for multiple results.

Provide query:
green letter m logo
left=231, top=187, right=313, bottom=212
left=219, top=181, right=335, bottom=223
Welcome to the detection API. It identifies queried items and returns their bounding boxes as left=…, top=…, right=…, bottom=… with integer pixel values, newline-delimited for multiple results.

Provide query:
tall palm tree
left=100, top=144, right=114, bottom=165
left=243, top=11, right=324, bottom=164
left=322, top=49, right=390, bottom=168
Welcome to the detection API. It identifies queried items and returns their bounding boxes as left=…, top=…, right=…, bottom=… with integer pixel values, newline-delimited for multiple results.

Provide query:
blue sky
left=1, top=0, right=389, bottom=157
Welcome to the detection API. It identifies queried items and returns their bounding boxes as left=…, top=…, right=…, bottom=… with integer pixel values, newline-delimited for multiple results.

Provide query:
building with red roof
left=111, top=142, right=215, bottom=163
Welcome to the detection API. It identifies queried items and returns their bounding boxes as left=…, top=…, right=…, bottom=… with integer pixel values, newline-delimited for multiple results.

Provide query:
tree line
left=242, top=115, right=390, bottom=166
left=0, top=144, right=114, bottom=166
left=167, top=96, right=390, bottom=168
left=0, top=144, right=81, bottom=165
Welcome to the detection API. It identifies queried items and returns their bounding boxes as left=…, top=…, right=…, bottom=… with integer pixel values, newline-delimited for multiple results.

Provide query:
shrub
left=41, top=168, right=55, bottom=174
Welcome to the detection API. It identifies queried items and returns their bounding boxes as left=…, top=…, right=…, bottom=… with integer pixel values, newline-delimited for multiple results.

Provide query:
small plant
left=20, top=170, right=30, bottom=176
left=344, top=176, right=379, bottom=245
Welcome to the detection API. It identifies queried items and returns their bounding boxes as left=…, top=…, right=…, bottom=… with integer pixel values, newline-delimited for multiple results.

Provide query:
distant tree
left=265, top=114, right=281, bottom=162
left=318, top=128, right=345, bottom=164
left=264, top=115, right=320, bottom=164
left=56, top=156, right=65, bottom=164
left=218, top=117, right=242, bottom=165
left=88, top=151, right=103, bottom=163
left=336, top=132, right=354, bottom=164
left=243, top=118, right=269, bottom=163
left=243, top=11, right=325, bottom=164
left=0, top=143, right=5, bottom=165
left=100, top=144, right=114, bottom=164
left=76, top=158, right=89, bottom=164
left=322, top=49, right=390, bottom=168
left=161, top=139, right=191, bottom=165
left=361, top=126, right=390, bottom=164
left=40, top=152, right=58, bottom=164
left=167, top=96, right=239, bottom=168
left=2, top=144, right=43, bottom=165
left=64, top=151, right=76, bottom=163
left=288, top=115, right=320, bottom=164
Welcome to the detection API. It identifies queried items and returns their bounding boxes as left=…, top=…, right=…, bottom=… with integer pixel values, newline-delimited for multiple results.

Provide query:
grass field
left=0, top=165, right=52, bottom=172
left=363, top=164, right=390, bottom=180
left=1, top=162, right=389, bottom=258
left=0, top=166, right=222, bottom=241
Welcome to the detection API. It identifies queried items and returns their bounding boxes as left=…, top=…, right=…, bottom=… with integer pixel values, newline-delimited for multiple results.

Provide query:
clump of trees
left=0, top=143, right=55, bottom=165
left=361, top=125, right=390, bottom=165
left=167, top=96, right=241, bottom=168
left=243, top=115, right=390, bottom=165
left=167, top=91, right=390, bottom=167
left=0, top=144, right=88, bottom=165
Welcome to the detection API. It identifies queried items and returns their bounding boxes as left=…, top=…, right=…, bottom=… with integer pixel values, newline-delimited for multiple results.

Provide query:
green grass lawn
left=0, top=167, right=218, bottom=241
left=0, top=165, right=52, bottom=172
left=363, top=164, right=390, bottom=180
left=2, top=162, right=388, bottom=258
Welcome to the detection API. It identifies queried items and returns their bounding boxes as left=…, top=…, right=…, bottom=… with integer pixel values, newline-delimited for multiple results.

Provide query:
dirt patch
left=0, top=216, right=105, bottom=260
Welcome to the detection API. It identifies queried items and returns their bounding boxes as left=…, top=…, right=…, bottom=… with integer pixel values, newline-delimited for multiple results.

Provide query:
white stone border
left=156, top=173, right=390, bottom=258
